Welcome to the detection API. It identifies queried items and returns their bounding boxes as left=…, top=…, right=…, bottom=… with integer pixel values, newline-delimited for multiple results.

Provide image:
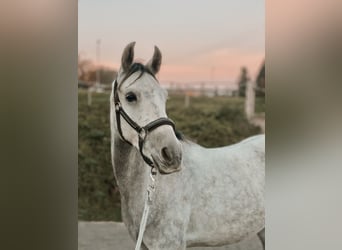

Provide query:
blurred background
left=78, top=0, right=265, bottom=221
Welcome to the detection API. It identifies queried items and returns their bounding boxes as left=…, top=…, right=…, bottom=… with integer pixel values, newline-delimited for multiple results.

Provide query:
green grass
left=78, top=91, right=264, bottom=221
left=255, top=96, right=266, bottom=114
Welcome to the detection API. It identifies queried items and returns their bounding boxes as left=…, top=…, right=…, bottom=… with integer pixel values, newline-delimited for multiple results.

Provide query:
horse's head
left=111, top=42, right=182, bottom=174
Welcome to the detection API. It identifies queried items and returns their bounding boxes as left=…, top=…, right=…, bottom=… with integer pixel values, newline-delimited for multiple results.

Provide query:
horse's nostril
left=161, top=147, right=172, bottom=163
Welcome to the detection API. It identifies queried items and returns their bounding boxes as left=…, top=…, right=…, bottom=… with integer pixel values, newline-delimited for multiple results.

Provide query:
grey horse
left=110, top=42, right=265, bottom=250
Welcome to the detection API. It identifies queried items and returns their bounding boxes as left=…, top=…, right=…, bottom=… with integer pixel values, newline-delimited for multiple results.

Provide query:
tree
left=238, top=67, right=250, bottom=97
left=78, top=54, right=118, bottom=84
left=256, top=61, right=265, bottom=97
left=78, top=54, right=93, bottom=81
left=85, top=68, right=118, bottom=84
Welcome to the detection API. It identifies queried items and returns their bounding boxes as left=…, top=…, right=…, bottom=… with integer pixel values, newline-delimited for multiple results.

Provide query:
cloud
left=159, top=47, right=264, bottom=82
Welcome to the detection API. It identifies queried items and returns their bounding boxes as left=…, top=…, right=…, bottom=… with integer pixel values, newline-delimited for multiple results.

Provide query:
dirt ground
left=78, top=221, right=263, bottom=250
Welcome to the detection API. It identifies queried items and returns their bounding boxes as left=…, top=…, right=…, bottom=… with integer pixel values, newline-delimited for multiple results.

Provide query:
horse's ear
left=121, top=42, right=136, bottom=72
left=146, top=45, right=162, bottom=75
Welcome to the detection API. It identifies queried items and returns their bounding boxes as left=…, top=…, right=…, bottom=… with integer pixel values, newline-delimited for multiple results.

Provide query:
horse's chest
left=119, top=186, right=146, bottom=236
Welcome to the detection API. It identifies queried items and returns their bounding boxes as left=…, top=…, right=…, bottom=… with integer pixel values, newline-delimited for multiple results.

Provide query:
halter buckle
left=151, top=167, right=157, bottom=177
left=115, top=102, right=121, bottom=111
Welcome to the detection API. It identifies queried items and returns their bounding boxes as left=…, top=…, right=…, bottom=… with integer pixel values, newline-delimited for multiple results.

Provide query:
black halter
left=113, top=79, right=176, bottom=168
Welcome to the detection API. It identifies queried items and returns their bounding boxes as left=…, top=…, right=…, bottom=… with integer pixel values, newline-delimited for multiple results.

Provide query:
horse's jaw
left=158, top=165, right=181, bottom=175
left=151, top=155, right=182, bottom=175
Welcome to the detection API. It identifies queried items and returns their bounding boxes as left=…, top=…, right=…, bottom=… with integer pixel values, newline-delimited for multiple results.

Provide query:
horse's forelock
left=119, top=63, right=157, bottom=88
left=129, top=63, right=155, bottom=79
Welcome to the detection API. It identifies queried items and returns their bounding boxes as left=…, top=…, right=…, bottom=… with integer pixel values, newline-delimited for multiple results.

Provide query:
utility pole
left=88, top=39, right=101, bottom=106
left=96, top=39, right=101, bottom=86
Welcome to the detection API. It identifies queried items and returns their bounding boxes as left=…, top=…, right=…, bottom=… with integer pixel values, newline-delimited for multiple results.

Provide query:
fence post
left=88, top=88, right=92, bottom=106
left=184, top=93, right=190, bottom=108
left=245, top=80, right=255, bottom=120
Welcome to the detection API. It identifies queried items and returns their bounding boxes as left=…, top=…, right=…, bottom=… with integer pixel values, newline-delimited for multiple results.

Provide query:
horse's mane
left=175, top=130, right=185, bottom=141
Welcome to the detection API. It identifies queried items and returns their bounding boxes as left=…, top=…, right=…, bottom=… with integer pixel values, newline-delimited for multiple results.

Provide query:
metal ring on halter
left=139, top=128, right=146, bottom=140
left=150, top=167, right=157, bottom=176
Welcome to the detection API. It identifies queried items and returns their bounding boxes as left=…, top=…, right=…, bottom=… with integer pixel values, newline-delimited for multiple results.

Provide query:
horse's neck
left=112, top=134, right=148, bottom=195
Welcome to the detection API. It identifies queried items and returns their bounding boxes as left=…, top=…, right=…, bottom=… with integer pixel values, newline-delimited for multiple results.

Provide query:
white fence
left=161, top=81, right=238, bottom=97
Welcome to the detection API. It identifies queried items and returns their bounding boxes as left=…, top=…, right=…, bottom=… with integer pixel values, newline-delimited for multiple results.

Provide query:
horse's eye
left=125, top=92, right=137, bottom=102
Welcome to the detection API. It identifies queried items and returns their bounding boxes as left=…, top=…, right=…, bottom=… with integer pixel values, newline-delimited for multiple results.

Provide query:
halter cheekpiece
left=113, top=78, right=176, bottom=169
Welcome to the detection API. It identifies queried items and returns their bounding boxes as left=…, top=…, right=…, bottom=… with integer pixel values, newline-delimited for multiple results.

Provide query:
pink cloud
left=159, top=48, right=264, bottom=82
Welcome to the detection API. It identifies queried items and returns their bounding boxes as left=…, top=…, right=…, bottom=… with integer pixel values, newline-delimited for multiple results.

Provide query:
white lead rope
left=135, top=171, right=157, bottom=250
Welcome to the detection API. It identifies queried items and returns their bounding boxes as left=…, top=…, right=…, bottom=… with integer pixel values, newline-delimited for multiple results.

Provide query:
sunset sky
left=78, top=0, right=264, bottom=83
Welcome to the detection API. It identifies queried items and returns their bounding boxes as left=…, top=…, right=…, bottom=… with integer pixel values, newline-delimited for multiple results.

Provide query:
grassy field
left=78, top=91, right=264, bottom=221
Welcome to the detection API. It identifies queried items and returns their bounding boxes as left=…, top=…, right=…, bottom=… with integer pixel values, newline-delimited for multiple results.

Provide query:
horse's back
left=217, top=134, right=265, bottom=184
left=182, top=134, right=265, bottom=246
left=183, top=134, right=265, bottom=179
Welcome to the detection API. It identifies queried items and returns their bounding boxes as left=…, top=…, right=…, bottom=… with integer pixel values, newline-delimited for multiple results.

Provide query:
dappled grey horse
left=110, top=42, right=265, bottom=250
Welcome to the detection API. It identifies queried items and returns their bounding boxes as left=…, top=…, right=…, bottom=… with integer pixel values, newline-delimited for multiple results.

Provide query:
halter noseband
left=113, top=79, right=176, bottom=168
